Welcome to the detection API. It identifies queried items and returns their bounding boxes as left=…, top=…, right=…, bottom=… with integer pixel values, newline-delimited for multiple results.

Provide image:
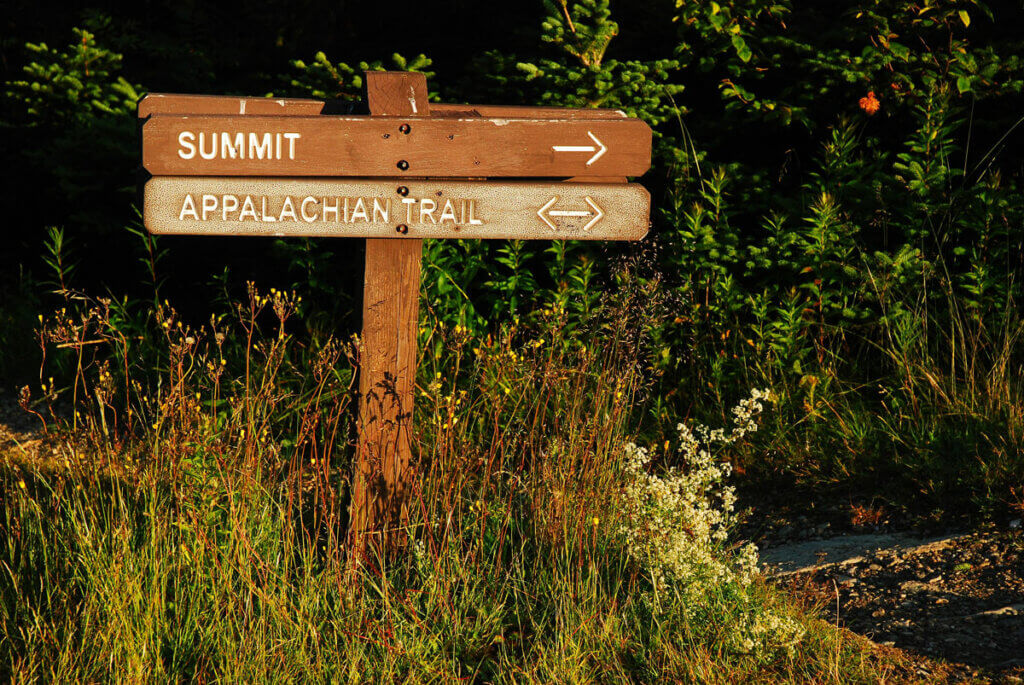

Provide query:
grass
left=0, top=467, right=905, bottom=682
left=733, top=280, right=1024, bottom=526
left=0, top=286, right=917, bottom=682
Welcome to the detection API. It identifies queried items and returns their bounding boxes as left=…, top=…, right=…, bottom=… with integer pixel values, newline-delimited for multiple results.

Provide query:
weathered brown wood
left=566, top=176, right=628, bottom=183
left=420, top=103, right=629, bottom=119
left=138, top=93, right=326, bottom=118
left=141, top=114, right=652, bottom=178
left=350, top=72, right=428, bottom=553
left=142, top=177, right=650, bottom=241
left=137, top=92, right=628, bottom=120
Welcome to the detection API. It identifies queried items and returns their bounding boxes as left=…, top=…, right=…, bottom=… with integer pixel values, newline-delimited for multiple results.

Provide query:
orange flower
left=859, top=91, right=881, bottom=115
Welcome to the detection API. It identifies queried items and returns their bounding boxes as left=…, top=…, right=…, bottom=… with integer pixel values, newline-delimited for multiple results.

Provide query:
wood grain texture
left=142, top=177, right=650, bottom=241
left=141, top=114, right=652, bottom=178
left=137, top=93, right=326, bottom=117
left=350, top=72, right=428, bottom=551
left=136, top=92, right=627, bottom=120
left=429, top=103, right=627, bottom=119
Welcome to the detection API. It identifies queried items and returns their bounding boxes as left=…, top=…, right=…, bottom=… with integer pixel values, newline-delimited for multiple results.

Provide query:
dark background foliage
left=3, top=0, right=1023, bottom=522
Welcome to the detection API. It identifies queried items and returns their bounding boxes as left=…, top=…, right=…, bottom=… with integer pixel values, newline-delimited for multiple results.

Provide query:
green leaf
left=731, top=35, right=752, bottom=63
left=956, top=75, right=972, bottom=93
left=959, top=10, right=970, bottom=27
left=888, top=41, right=910, bottom=60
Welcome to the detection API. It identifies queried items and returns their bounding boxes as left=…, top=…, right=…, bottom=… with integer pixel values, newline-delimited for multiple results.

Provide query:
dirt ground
left=763, top=530, right=1024, bottom=682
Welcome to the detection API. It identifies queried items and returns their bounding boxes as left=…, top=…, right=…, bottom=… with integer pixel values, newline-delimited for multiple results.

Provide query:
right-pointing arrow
left=551, top=131, right=608, bottom=166
left=584, top=132, right=607, bottom=166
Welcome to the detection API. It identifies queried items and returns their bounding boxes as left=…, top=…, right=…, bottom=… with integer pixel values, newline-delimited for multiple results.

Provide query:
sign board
left=141, top=114, right=651, bottom=177
left=137, top=71, right=654, bottom=552
left=143, top=177, right=650, bottom=240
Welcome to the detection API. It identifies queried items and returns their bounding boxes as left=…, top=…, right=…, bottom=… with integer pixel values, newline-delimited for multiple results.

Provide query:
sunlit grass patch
left=0, top=288, right=909, bottom=682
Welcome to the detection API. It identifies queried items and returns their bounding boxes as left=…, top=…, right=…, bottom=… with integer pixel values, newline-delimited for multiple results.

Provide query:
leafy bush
left=5, top=28, right=140, bottom=125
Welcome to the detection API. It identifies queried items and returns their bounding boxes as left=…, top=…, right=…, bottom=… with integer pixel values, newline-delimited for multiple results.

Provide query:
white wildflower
left=617, top=388, right=803, bottom=656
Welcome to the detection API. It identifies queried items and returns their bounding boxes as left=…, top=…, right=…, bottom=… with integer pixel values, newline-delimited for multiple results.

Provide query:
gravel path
left=763, top=530, right=1024, bottom=682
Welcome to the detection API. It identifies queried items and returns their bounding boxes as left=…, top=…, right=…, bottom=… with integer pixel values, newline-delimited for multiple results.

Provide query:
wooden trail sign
left=141, top=114, right=651, bottom=178
left=143, top=177, right=650, bottom=241
left=138, top=71, right=653, bottom=553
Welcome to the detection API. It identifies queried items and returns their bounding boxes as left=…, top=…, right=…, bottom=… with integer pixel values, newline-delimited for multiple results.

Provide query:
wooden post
left=350, top=72, right=429, bottom=552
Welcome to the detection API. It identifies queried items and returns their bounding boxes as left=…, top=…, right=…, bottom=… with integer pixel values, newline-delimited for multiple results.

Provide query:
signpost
left=138, top=71, right=653, bottom=553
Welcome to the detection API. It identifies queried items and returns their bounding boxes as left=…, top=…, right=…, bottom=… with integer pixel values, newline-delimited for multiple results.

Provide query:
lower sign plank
left=143, top=178, right=650, bottom=241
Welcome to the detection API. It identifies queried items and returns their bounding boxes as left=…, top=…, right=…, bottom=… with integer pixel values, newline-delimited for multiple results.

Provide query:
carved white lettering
left=419, top=198, right=437, bottom=223
left=249, top=132, right=272, bottom=160
left=283, top=133, right=301, bottom=159
left=351, top=198, right=369, bottom=222
left=199, top=133, right=217, bottom=160
left=221, top=194, right=239, bottom=219
left=201, top=194, right=217, bottom=220
left=372, top=198, right=389, bottom=223
left=221, top=132, right=244, bottom=159
left=439, top=199, right=457, bottom=224
left=177, top=132, right=196, bottom=160
left=175, top=192, right=488, bottom=227
left=239, top=195, right=258, bottom=221
left=300, top=196, right=318, bottom=222
left=179, top=194, right=199, bottom=220
left=182, top=130, right=301, bottom=161
left=260, top=196, right=276, bottom=222
left=322, top=197, right=340, bottom=222
left=278, top=196, right=298, bottom=222
left=402, top=198, right=417, bottom=223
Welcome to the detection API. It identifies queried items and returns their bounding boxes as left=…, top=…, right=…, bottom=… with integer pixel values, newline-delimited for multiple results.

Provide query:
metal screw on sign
left=136, top=71, right=654, bottom=559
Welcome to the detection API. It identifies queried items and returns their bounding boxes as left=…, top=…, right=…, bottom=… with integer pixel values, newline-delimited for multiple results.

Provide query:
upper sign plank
left=141, top=114, right=651, bottom=178
left=138, top=93, right=327, bottom=118
left=137, top=92, right=630, bottom=120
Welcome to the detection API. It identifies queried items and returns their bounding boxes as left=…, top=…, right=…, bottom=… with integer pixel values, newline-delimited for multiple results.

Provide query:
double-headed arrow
left=537, top=196, right=605, bottom=232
